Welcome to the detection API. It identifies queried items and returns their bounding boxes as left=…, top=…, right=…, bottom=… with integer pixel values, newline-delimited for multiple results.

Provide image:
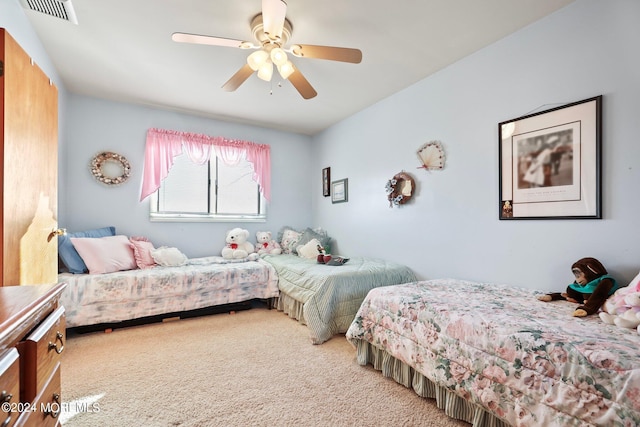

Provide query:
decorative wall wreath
left=385, top=171, right=415, bottom=207
left=90, top=152, right=131, bottom=185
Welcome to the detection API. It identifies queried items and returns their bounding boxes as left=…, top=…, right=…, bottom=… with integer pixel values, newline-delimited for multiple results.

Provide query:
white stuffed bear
left=221, top=228, right=255, bottom=259
left=255, top=231, right=282, bottom=255
left=600, top=292, right=640, bottom=329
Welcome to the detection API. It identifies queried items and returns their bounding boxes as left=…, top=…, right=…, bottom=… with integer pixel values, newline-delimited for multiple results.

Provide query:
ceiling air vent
left=20, top=0, right=78, bottom=25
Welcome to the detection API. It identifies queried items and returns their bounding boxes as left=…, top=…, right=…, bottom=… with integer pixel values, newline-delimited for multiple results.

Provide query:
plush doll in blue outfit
left=537, top=257, right=619, bottom=317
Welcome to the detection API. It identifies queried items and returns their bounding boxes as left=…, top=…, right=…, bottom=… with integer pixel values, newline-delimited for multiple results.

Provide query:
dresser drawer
left=0, top=349, right=20, bottom=427
left=17, top=307, right=65, bottom=403
left=14, top=363, right=60, bottom=427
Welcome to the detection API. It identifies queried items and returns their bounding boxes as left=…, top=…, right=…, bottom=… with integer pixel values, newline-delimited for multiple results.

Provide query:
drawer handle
left=44, top=393, right=60, bottom=419
left=48, top=332, right=65, bottom=354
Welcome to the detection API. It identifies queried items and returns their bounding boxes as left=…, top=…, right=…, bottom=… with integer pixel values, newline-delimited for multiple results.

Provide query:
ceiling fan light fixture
left=172, top=0, right=357, bottom=100
left=247, top=49, right=269, bottom=71
left=270, top=47, right=287, bottom=66
left=289, top=44, right=303, bottom=57
left=277, top=61, right=294, bottom=80
left=257, top=61, right=274, bottom=81
left=262, top=0, right=287, bottom=41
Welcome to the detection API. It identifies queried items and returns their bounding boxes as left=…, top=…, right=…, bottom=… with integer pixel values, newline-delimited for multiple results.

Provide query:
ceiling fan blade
left=262, top=0, right=287, bottom=40
left=288, top=68, right=317, bottom=100
left=222, top=64, right=255, bottom=92
left=290, top=45, right=362, bottom=64
left=172, top=32, right=255, bottom=49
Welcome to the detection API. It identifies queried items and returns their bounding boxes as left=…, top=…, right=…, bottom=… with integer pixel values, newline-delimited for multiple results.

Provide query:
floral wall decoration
left=385, top=171, right=415, bottom=207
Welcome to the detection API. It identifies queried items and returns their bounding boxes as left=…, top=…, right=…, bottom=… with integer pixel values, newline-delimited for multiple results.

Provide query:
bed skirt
left=353, top=339, right=510, bottom=427
left=276, top=292, right=305, bottom=324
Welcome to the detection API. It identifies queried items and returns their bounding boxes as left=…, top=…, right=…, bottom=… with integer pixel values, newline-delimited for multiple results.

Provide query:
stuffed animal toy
left=537, top=257, right=620, bottom=317
left=221, top=228, right=255, bottom=259
left=599, top=271, right=640, bottom=328
left=600, top=291, right=640, bottom=329
left=255, top=231, right=282, bottom=255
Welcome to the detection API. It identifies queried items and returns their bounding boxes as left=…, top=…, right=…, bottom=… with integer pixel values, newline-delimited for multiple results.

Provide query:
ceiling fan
left=171, top=0, right=362, bottom=100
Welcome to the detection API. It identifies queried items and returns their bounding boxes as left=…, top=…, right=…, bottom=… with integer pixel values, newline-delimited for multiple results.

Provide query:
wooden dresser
left=0, top=283, right=66, bottom=427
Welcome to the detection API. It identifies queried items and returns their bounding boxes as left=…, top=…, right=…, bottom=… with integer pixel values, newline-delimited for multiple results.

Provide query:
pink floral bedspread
left=346, top=279, right=640, bottom=426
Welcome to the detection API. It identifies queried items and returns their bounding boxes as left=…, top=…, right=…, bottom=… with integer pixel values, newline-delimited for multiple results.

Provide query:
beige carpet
left=61, top=306, right=469, bottom=426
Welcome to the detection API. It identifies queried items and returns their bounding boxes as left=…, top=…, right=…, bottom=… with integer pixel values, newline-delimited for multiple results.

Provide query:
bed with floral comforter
left=59, top=257, right=279, bottom=328
left=346, top=279, right=640, bottom=427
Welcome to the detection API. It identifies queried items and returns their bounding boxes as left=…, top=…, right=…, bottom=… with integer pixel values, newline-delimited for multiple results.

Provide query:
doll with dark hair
left=537, top=257, right=619, bottom=317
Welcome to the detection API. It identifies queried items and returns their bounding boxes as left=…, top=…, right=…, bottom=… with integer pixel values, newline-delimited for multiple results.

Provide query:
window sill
left=150, top=213, right=266, bottom=223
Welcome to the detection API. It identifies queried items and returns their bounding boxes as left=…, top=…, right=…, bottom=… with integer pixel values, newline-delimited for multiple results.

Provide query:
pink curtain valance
left=140, top=128, right=271, bottom=202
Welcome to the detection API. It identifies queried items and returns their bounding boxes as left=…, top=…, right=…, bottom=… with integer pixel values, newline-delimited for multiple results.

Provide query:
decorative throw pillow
left=58, top=226, right=116, bottom=273
left=129, top=237, right=157, bottom=269
left=297, top=238, right=321, bottom=259
left=70, top=235, right=137, bottom=274
left=296, top=227, right=331, bottom=252
left=151, top=247, right=188, bottom=267
left=278, top=226, right=302, bottom=255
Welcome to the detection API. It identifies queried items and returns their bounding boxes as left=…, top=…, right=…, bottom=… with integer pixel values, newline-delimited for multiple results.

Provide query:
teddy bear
left=599, top=291, right=640, bottom=329
left=255, top=231, right=282, bottom=255
left=537, top=257, right=620, bottom=317
left=221, top=228, right=255, bottom=259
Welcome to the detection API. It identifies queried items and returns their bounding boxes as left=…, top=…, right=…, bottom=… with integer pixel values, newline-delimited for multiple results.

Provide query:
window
left=150, top=154, right=266, bottom=222
left=140, top=128, right=271, bottom=221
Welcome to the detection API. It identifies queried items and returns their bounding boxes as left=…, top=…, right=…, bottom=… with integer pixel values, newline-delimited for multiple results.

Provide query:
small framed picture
left=331, top=178, right=348, bottom=204
left=322, top=167, right=331, bottom=197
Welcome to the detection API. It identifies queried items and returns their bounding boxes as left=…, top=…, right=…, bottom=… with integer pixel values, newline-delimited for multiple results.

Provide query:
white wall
left=63, top=95, right=313, bottom=257
left=312, top=0, right=640, bottom=291
left=8, top=0, right=640, bottom=290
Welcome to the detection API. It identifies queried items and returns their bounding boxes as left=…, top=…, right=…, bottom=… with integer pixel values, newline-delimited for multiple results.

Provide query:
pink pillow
left=70, top=235, right=137, bottom=274
left=129, top=237, right=157, bottom=269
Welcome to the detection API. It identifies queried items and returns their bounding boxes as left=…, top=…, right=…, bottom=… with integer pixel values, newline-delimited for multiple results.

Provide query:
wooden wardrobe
left=0, top=28, right=59, bottom=287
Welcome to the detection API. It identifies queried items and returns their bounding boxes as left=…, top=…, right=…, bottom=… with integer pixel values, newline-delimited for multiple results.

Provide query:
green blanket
left=263, top=255, right=416, bottom=344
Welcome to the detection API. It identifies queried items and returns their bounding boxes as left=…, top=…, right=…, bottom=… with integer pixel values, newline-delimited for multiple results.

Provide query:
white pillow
left=151, top=247, right=188, bottom=267
left=297, top=238, right=321, bottom=259
left=70, top=235, right=137, bottom=274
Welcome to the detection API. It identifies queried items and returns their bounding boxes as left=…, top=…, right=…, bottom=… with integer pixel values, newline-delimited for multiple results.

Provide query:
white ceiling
left=22, top=0, right=574, bottom=136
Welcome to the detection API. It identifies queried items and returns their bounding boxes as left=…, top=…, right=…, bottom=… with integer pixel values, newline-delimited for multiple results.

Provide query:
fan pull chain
left=269, top=80, right=284, bottom=95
